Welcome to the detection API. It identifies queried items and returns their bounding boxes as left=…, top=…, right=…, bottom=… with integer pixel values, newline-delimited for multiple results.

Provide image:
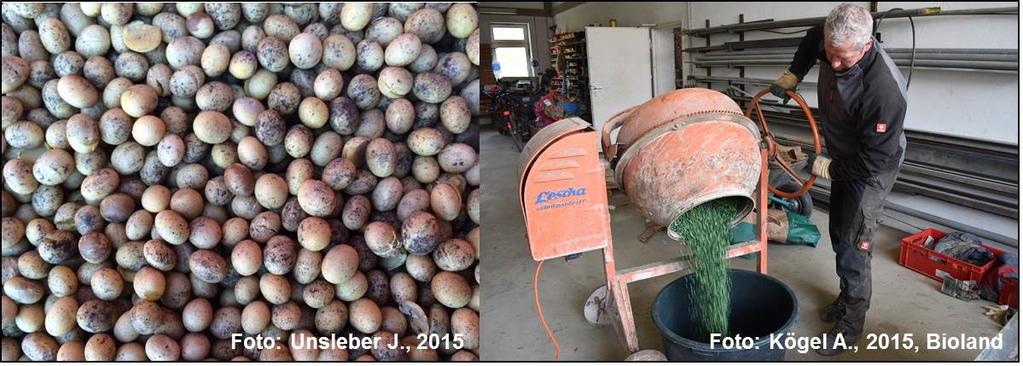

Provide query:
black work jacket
left=789, top=25, right=908, bottom=180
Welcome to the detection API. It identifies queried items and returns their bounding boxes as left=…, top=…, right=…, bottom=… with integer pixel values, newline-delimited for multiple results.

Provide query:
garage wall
left=685, top=2, right=1019, bottom=145
left=554, top=2, right=688, bottom=31
left=480, top=14, right=555, bottom=77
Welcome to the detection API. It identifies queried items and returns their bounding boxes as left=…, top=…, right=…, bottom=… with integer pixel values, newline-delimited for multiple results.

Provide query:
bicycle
left=484, top=80, right=539, bottom=151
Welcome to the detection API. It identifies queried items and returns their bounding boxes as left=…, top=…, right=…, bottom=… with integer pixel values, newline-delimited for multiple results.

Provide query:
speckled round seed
left=76, top=299, right=116, bottom=333
left=447, top=4, right=479, bottom=39
left=119, top=84, right=158, bottom=117
left=365, top=17, right=404, bottom=47
left=356, top=40, right=384, bottom=72
left=154, top=210, right=189, bottom=245
left=228, top=51, right=258, bottom=80
left=32, top=149, right=74, bottom=186
left=57, top=75, right=98, bottom=108
left=256, top=36, right=289, bottom=73
left=189, top=250, right=228, bottom=283
left=255, top=110, right=286, bottom=146
left=467, top=29, right=480, bottom=65
left=296, top=97, right=328, bottom=129
left=75, top=25, right=111, bottom=58
left=186, top=12, right=215, bottom=39
left=413, top=72, right=452, bottom=104
left=4, top=121, right=44, bottom=149
left=5, top=157, right=41, bottom=195
left=288, top=33, right=322, bottom=70
left=434, top=52, right=472, bottom=85
left=90, top=267, right=124, bottom=301
left=385, top=33, right=422, bottom=67
left=440, top=96, right=471, bottom=134
left=340, top=3, right=374, bottom=32
left=321, top=34, right=356, bottom=71
left=204, top=3, right=242, bottom=31
left=297, top=180, right=336, bottom=217
left=377, top=66, right=413, bottom=99
left=200, top=44, right=231, bottom=77
left=131, top=115, right=166, bottom=147
left=195, top=81, right=234, bottom=112
left=100, top=3, right=133, bottom=26
left=193, top=111, right=233, bottom=144
left=38, top=17, right=71, bottom=54
left=2, top=56, right=31, bottom=94
left=347, top=74, right=380, bottom=110
left=165, top=36, right=204, bottom=69
left=405, top=8, right=446, bottom=44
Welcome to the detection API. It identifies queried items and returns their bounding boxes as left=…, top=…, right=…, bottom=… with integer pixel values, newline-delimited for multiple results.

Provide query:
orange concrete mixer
left=601, top=88, right=763, bottom=238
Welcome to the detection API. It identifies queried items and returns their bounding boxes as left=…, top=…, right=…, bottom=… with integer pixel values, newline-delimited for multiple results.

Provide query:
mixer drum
left=602, top=88, right=762, bottom=240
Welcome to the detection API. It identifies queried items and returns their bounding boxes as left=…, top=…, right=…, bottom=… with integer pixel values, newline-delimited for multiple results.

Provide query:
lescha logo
left=535, top=187, right=587, bottom=204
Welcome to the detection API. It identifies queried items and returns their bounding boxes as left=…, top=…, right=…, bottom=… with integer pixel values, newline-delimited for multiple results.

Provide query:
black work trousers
left=827, top=166, right=900, bottom=336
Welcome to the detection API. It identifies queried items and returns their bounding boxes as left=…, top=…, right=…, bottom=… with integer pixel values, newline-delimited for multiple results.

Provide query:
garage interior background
left=480, top=1, right=1019, bottom=249
left=479, top=1, right=1018, bottom=361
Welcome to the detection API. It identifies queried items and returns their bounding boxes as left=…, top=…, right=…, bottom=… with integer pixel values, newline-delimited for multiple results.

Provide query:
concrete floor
left=479, top=128, right=1006, bottom=361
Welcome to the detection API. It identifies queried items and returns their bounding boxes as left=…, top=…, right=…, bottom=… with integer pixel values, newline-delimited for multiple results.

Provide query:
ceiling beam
left=553, top=2, right=586, bottom=15
left=480, top=6, right=550, bottom=17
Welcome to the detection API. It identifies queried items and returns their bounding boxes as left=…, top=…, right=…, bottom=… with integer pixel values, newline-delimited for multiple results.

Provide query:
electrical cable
left=906, top=15, right=916, bottom=87
left=533, top=259, right=561, bottom=360
left=875, top=8, right=916, bottom=88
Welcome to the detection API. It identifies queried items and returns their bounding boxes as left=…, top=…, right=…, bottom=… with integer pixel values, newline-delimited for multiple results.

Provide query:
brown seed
left=57, top=75, right=99, bottom=108
left=122, top=23, right=163, bottom=53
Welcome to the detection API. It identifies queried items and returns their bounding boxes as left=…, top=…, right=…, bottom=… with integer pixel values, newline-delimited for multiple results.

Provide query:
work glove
left=806, top=151, right=833, bottom=180
left=983, top=304, right=1015, bottom=325
left=771, top=70, right=799, bottom=104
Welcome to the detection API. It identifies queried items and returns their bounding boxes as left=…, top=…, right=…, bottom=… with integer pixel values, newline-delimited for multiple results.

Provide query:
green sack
left=730, top=222, right=758, bottom=244
left=782, top=210, right=821, bottom=246
left=729, top=209, right=821, bottom=247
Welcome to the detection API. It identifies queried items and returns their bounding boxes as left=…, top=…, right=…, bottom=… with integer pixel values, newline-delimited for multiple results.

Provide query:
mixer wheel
left=584, top=285, right=613, bottom=326
left=777, top=181, right=814, bottom=218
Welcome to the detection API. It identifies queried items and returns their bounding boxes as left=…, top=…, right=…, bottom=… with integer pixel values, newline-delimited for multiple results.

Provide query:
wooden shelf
left=550, top=32, right=591, bottom=109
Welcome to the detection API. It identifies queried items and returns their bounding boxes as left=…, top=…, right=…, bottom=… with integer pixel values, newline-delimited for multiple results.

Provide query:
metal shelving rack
left=549, top=31, right=590, bottom=120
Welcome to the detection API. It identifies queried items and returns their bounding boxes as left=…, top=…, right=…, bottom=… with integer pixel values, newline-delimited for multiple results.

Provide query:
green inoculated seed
left=669, top=198, right=737, bottom=342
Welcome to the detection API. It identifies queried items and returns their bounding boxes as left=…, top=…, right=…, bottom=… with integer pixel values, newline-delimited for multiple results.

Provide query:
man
left=771, top=3, right=907, bottom=356
left=535, top=89, right=567, bottom=127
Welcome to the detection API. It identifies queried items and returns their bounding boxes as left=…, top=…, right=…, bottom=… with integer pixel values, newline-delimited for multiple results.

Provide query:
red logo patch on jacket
left=875, top=121, right=888, bottom=133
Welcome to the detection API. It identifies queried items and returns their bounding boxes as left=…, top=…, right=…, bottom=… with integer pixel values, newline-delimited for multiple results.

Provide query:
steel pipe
left=684, top=6, right=1018, bottom=36
left=693, top=59, right=1019, bottom=71
left=702, top=48, right=1019, bottom=57
left=695, top=54, right=1018, bottom=63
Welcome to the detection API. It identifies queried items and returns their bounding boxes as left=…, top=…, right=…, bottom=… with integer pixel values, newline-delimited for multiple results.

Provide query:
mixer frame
left=589, top=88, right=821, bottom=355
left=585, top=149, right=770, bottom=354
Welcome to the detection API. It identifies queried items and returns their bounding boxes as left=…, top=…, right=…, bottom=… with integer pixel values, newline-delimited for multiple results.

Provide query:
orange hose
left=533, top=259, right=561, bottom=360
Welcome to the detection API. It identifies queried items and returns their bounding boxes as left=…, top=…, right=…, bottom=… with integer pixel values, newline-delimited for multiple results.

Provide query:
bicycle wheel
left=508, top=112, right=525, bottom=151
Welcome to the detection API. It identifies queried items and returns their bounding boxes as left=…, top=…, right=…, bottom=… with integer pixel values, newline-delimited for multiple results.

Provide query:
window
left=491, top=24, right=533, bottom=78
left=492, top=26, right=526, bottom=41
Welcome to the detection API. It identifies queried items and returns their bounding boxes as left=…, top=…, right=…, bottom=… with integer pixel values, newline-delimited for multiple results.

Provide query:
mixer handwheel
left=584, top=285, right=613, bottom=326
left=745, top=88, right=822, bottom=199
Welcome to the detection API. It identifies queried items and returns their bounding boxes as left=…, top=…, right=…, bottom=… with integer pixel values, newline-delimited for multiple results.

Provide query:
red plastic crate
left=898, top=228, right=1000, bottom=283
left=999, top=277, right=1018, bottom=309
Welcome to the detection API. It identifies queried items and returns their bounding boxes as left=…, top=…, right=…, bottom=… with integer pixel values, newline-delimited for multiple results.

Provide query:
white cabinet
left=584, top=27, right=676, bottom=148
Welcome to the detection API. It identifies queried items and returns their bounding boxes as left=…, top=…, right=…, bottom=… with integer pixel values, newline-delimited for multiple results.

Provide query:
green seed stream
left=669, top=198, right=737, bottom=342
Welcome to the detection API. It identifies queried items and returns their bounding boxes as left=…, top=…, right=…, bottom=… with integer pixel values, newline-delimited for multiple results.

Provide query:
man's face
left=824, top=36, right=872, bottom=72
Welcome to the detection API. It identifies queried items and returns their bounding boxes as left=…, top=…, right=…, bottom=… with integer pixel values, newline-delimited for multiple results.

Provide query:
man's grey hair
left=824, top=3, right=874, bottom=50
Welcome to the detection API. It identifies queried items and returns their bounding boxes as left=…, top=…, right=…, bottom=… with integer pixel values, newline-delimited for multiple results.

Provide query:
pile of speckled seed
left=1, top=2, right=480, bottom=362
left=669, top=198, right=736, bottom=342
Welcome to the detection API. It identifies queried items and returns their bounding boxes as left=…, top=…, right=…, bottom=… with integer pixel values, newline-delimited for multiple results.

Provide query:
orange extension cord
left=533, top=259, right=561, bottom=360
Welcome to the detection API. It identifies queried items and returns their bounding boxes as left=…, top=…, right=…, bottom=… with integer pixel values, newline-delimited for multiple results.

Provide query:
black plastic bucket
left=651, top=268, right=798, bottom=361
